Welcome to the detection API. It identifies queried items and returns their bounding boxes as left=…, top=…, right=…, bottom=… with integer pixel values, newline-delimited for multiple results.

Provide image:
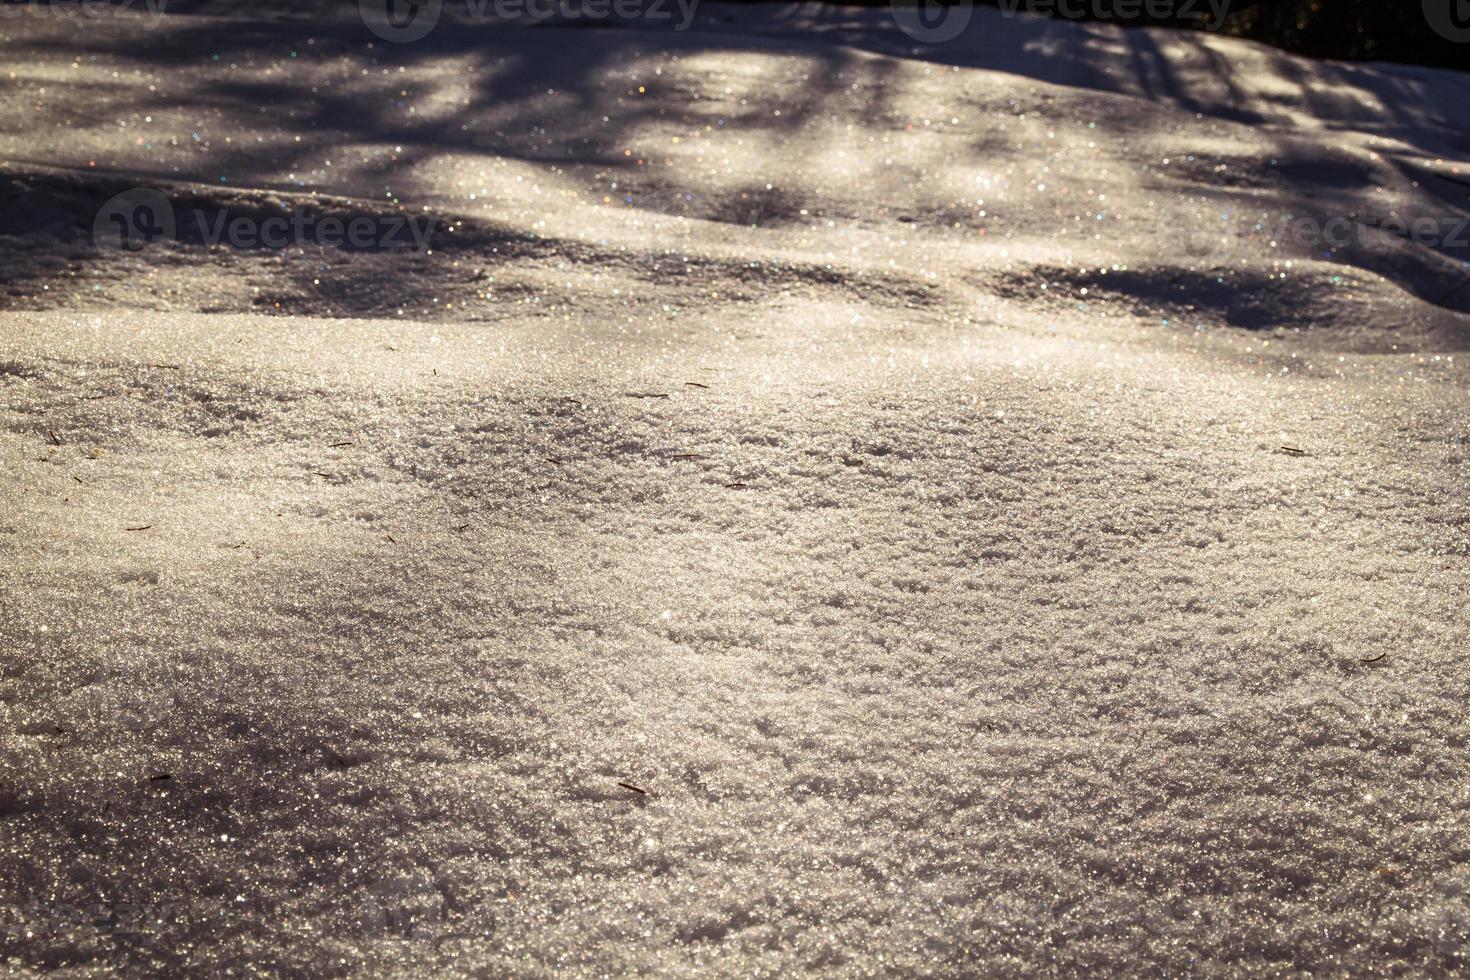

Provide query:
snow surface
left=1, top=3, right=1469, bottom=975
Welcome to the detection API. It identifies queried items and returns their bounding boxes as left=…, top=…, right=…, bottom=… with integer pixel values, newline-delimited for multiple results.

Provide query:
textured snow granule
left=1, top=2, right=1469, bottom=975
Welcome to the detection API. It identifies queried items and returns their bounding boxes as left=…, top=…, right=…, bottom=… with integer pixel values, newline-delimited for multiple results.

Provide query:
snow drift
left=1, top=3, right=1468, bottom=975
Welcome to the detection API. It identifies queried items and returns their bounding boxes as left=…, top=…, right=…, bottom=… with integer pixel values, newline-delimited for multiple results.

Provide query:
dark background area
left=1, top=0, right=1466, bottom=70
left=881, top=0, right=1470, bottom=70
left=1066, top=0, right=1465, bottom=71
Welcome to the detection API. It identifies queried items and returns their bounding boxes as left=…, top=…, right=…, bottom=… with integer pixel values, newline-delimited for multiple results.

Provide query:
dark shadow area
left=856, top=0, right=1470, bottom=70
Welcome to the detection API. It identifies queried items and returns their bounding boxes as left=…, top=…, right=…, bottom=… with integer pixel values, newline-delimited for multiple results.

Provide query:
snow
left=1, top=3, right=1469, bottom=975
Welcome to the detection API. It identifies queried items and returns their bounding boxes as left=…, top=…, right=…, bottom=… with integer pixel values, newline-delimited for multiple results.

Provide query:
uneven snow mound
left=1, top=4, right=1469, bottom=976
